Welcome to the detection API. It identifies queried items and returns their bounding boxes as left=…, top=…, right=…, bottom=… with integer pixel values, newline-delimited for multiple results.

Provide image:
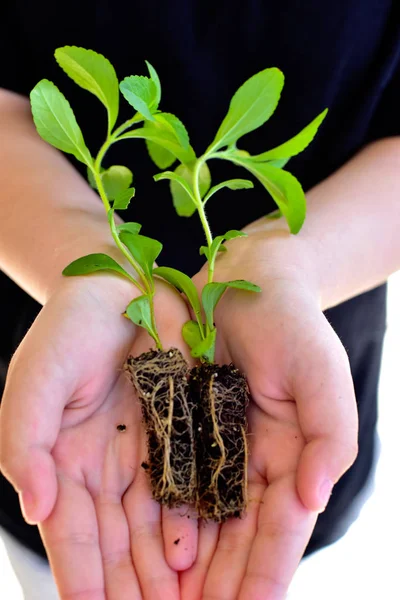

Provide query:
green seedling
left=29, top=46, right=195, bottom=349
left=153, top=68, right=327, bottom=362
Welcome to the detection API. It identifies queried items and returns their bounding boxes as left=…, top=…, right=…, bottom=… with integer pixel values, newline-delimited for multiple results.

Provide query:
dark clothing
left=1, top=0, right=398, bottom=559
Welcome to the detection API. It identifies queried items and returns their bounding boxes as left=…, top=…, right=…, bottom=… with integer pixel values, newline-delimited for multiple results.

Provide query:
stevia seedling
left=153, top=68, right=327, bottom=519
left=29, top=46, right=199, bottom=507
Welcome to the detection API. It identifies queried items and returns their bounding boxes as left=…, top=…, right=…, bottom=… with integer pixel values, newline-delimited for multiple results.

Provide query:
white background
left=1, top=272, right=399, bottom=599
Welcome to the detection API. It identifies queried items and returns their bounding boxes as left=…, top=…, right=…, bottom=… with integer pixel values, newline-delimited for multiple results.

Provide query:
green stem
left=192, top=157, right=213, bottom=283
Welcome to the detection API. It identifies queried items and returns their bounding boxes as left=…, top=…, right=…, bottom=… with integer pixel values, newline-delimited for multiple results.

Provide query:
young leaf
left=145, top=61, right=161, bottom=106
left=225, top=155, right=306, bottom=234
left=204, top=230, right=246, bottom=266
left=153, top=266, right=202, bottom=322
left=119, top=128, right=195, bottom=165
left=209, top=68, right=284, bottom=151
left=182, top=320, right=203, bottom=350
left=145, top=135, right=176, bottom=169
left=62, top=253, right=132, bottom=280
left=252, top=109, right=328, bottom=162
left=157, top=162, right=210, bottom=218
left=119, top=232, right=162, bottom=280
left=54, top=46, right=119, bottom=130
left=154, top=169, right=195, bottom=210
left=202, top=280, right=261, bottom=329
left=191, top=329, right=217, bottom=363
left=30, top=80, right=92, bottom=165
left=155, top=113, right=190, bottom=149
left=142, top=112, right=189, bottom=169
left=125, top=295, right=158, bottom=339
left=113, top=187, right=135, bottom=210
left=117, top=222, right=142, bottom=235
left=101, top=165, right=133, bottom=200
left=120, top=76, right=158, bottom=121
left=203, top=178, right=254, bottom=205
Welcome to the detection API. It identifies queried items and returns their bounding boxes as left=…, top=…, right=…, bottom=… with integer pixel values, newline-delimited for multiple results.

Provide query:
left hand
left=180, top=227, right=359, bottom=599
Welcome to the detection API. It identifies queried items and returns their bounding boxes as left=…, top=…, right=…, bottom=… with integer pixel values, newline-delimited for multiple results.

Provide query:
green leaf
left=252, top=109, right=328, bottom=162
left=119, top=232, right=162, bottom=280
left=200, top=244, right=227, bottom=260
left=30, top=79, right=92, bottom=165
left=267, top=158, right=290, bottom=169
left=203, top=230, right=246, bottom=266
left=153, top=267, right=202, bottom=322
left=145, top=137, right=176, bottom=169
left=125, top=295, right=158, bottom=339
left=155, top=113, right=190, bottom=149
left=101, top=165, right=133, bottom=200
left=154, top=167, right=197, bottom=216
left=191, top=329, right=217, bottom=363
left=119, top=128, right=195, bottom=165
left=120, top=76, right=158, bottom=121
left=117, top=221, right=142, bottom=235
left=210, top=68, right=284, bottom=151
left=54, top=46, right=119, bottom=130
left=202, top=280, right=261, bottom=329
left=182, top=320, right=203, bottom=350
left=145, top=61, right=161, bottom=106
left=113, top=187, right=135, bottom=210
left=203, top=178, right=253, bottom=205
left=157, top=162, right=210, bottom=218
left=62, top=253, right=132, bottom=280
left=143, top=113, right=190, bottom=169
left=226, top=156, right=306, bottom=234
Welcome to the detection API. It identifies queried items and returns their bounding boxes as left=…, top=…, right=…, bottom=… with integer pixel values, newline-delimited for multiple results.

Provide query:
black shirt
left=1, top=1, right=398, bottom=559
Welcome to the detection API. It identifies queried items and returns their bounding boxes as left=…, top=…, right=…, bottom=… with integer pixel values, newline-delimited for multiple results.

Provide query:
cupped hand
left=181, top=228, right=359, bottom=600
left=0, top=274, right=197, bottom=600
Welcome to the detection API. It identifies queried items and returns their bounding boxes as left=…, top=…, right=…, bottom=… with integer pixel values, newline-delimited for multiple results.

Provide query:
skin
left=0, top=88, right=400, bottom=598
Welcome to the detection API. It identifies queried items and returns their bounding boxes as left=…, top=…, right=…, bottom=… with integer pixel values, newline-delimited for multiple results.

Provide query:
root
left=191, top=363, right=249, bottom=522
left=124, top=348, right=196, bottom=507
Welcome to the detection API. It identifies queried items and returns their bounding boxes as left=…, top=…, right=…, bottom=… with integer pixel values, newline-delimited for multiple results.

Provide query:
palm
left=182, top=267, right=357, bottom=599
left=1, top=277, right=197, bottom=600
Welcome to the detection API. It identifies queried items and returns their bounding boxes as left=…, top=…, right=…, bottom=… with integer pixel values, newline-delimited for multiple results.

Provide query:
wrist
left=222, top=227, right=322, bottom=308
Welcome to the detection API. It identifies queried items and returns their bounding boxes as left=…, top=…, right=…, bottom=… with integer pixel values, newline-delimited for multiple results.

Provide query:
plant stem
left=91, top=144, right=162, bottom=350
left=192, top=157, right=214, bottom=284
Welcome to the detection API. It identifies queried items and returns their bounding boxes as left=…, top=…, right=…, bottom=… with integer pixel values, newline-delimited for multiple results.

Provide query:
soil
left=190, top=363, right=249, bottom=522
left=125, top=349, right=249, bottom=521
left=124, top=348, right=196, bottom=507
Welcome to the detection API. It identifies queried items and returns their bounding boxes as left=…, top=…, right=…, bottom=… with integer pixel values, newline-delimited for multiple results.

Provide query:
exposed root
left=124, top=348, right=196, bottom=507
left=191, top=363, right=249, bottom=522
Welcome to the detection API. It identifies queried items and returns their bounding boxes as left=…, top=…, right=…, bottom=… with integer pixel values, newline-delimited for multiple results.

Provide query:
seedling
left=29, top=47, right=327, bottom=520
left=29, top=47, right=198, bottom=506
left=152, top=68, right=327, bottom=519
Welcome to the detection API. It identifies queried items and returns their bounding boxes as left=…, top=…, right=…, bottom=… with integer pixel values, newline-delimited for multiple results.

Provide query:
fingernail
left=20, top=491, right=38, bottom=525
left=319, top=479, right=334, bottom=510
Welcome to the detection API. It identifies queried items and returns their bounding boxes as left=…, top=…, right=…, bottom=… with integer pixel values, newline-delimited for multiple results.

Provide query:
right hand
left=0, top=274, right=197, bottom=600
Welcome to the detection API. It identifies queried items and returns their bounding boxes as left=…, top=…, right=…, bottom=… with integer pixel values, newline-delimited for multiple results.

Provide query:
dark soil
left=124, top=348, right=196, bottom=507
left=190, top=363, right=249, bottom=522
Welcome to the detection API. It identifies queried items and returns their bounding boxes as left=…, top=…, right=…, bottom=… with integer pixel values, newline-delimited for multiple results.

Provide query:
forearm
left=245, top=137, right=400, bottom=310
left=0, top=89, right=128, bottom=304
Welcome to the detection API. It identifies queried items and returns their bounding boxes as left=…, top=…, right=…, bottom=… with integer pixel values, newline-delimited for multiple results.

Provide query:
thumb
left=294, top=322, right=359, bottom=512
left=0, top=321, right=72, bottom=524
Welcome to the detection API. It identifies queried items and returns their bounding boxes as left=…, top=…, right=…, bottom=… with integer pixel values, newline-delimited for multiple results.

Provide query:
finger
left=293, top=319, right=359, bottom=511
left=162, top=505, right=198, bottom=571
left=0, top=324, right=69, bottom=523
left=40, top=473, right=105, bottom=599
left=201, top=482, right=264, bottom=600
left=124, top=469, right=180, bottom=600
left=238, top=474, right=317, bottom=600
left=131, top=281, right=199, bottom=571
left=95, top=418, right=142, bottom=600
left=180, top=520, right=220, bottom=600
